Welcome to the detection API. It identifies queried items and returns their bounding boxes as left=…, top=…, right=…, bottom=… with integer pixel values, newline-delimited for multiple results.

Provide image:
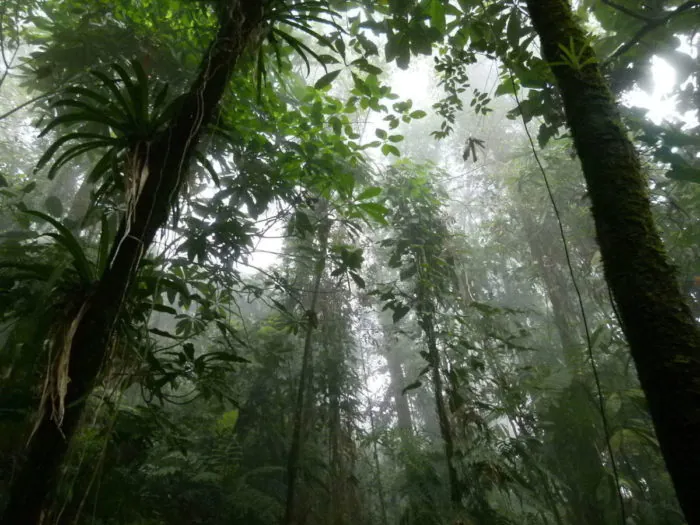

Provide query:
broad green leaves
left=24, top=209, right=94, bottom=283
left=314, top=69, right=342, bottom=89
left=35, top=60, right=178, bottom=187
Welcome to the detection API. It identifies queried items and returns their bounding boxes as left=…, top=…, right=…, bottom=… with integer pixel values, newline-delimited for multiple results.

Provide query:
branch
left=606, top=0, right=700, bottom=64
left=600, top=0, right=653, bottom=22
left=0, top=92, right=54, bottom=121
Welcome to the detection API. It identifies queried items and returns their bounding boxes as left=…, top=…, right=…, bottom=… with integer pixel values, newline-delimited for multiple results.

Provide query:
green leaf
left=316, top=54, right=340, bottom=65
left=151, top=304, right=177, bottom=315
left=356, top=186, right=382, bottom=200
left=44, top=196, right=63, bottom=217
left=216, top=409, right=239, bottom=431
left=667, top=164, right=700, bottom=184
left=357, top=62, right=383, bottom=76
left=183, top=342, right=195, bottom=360
left=537, top=123, right=559, bottom=149
left=392, top=303, right=411, bottom=323
left=330, top=116, right=343, bottom=136
left=506, top=9, right=521, bottom=49
left=409, top=110, right=427, bottom=119
left=21, top=181, right=36, bottom=194
left=149, top=328, right=179, bottom=340
left=495, top=80, right=514, bottom=97
left=359, top=202, right=389, bottom=224
left=375, top=128, right=387, bottom=140
left=381, top=143, right=400, bottom=157
left=349, top=271, right=365, bottom=289
left=315, top=69, right=342, bottom=90
left=429, top=0, right=446, bottom=33
left=24, top=209, right=94, bottom=282
left=402, top=380, right=422, bottom=395
left=36, top=132, right=112, bottom=175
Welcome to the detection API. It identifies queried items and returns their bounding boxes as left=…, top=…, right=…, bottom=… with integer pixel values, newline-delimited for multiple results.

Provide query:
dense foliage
left=1, top=0, right=699, bottom=524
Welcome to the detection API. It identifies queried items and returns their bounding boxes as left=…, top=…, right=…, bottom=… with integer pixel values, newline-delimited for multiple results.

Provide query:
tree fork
left=524, top=1, right=700, bottom=522
left=1, top=2, right=266, bottom=522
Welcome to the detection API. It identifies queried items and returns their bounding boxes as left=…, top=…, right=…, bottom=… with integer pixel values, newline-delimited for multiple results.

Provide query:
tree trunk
left=384, top=329, right=413, bottom=438
left=284, top=210, right=331, bottom=525
left=419, top=302, right=460, bottom=506
left=524, top=1, right=700, bottom=522
left=1, top=3, right=266, bottom=523
left=519, top=204, right=579, bottom=364
left=360, top=343, right=389, bottom=525
left=327, top=336, right=343, bottom=525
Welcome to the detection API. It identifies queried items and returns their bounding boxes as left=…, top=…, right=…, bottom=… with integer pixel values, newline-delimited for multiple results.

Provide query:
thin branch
left=600, top=0, right=653, bottom=22
left=0, top=92, right=54, bottom=121
left=0, top=5, right=20, bottom=89
left=606, top=0, right=700, bottom=64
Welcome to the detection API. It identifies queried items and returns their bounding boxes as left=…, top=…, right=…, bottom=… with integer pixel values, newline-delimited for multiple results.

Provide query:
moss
left=526, top=0, right=700, bottom=522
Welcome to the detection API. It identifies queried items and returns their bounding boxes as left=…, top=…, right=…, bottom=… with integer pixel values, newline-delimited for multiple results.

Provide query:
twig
left=0, top=5, right=20, bottom=89
left=606, top=0, right=700, bottom=64
left=600, top=0, right=653, bottom=22
left=0, top=92, right=53, bottom=121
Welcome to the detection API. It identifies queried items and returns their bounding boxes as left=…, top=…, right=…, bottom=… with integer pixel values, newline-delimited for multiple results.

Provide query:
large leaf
left=24, top=209, right=94, bottom=282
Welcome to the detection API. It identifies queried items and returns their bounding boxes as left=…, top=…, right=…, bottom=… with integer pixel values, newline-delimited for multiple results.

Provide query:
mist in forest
left=1, top=1, right=699, bottom=525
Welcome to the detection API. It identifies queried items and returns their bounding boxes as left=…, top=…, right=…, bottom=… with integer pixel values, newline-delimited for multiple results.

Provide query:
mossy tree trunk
left=1, top=3, right=266, bottom=523
left=524, top=1, right=700, bottom=522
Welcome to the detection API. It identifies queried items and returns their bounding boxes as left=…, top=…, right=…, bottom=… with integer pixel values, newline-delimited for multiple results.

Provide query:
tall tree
left=1, top=2, right=333, bottom=522
left=381, top=166, right=461, bottom=508
left=523, top=1, right=700, bottom=522
left=284, top=202, right=331, bottom=525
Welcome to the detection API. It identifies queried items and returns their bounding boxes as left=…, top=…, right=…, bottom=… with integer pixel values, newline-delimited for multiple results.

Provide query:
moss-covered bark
left=1, top=3, right=266, bottom=523
left=524, top=1, right=700, bottom=522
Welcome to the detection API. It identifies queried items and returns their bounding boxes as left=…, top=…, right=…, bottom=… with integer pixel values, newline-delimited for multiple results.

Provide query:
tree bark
left=1, top=3, right=266, bottom=523
left=384, top=330, right=414, bottom=437
left=284, top=210, right=331, bottom=525
left=524, top=1, right=700, bottom=522
left=418, top=299, right=460, bottom=506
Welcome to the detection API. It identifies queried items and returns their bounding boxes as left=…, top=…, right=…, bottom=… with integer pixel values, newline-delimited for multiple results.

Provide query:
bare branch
left=0, top=4, right=20, bottom=89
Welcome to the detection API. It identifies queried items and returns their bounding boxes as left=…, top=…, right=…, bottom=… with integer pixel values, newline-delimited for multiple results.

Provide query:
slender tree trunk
left=360, top=342, right=389, bottom=525
left=1, top=3, right=266, bottom=523
left=383, top=329, right=413, bottom=438
left=524, top=1, right=700, bottom=522
left=418, top=301, right=460, bottom=506
left=519, top=205, right=579, bottom=363
left=284, top=211, right=331, bottom=525
left=327, top=340, right=343, bottom=525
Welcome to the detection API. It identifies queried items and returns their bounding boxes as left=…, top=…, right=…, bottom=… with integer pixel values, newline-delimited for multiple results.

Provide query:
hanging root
left=28, top=300, right=90, bottom=444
